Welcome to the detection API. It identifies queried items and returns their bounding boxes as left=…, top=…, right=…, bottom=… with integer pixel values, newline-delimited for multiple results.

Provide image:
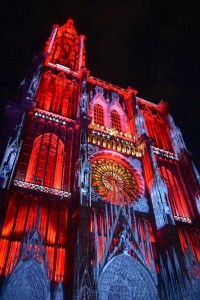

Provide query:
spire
left=45, top=18, right=86, bottom=71
left=78, top=70, right=91, bottom=206
left=168, top=114, right=187, bottom=155
left=54, top=281, right=64, bottom=300
left=0, top=113, right=25, bottom=188
left=79, top=266, right=92, bottom=300
left=61, top=18, right=77, bottom=34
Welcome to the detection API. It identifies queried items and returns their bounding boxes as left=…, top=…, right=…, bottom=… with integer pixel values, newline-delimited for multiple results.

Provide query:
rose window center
left=101, top=172, right=124, bottom=191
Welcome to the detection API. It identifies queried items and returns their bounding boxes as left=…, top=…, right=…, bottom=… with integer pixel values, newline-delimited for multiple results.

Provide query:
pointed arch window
left=111, top=110, right=121, bottom=132
left=94, top=104, right=104, bottom=126
left=25, top=133, right=64, bottom=189
left=160, top=166, right=190, bottom=219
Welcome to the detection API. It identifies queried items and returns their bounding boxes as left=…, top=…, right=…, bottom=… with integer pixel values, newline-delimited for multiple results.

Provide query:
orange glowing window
left=94, top=104, right=104, bottom=126
left=111, top=110, right=121, bottom=132
left=25, top=133, right=64, bottom=189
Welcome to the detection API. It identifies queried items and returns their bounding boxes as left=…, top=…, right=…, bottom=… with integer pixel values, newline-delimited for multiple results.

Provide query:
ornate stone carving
left=132, top=196, right=149, bottom=213
left=91, top=188, right=103, bottom=202
left=13, top=180, right=71, bottom=198
left=88, top=144, right=99, bottom=157
left=110, top=91, right=119, bottom=106
left=54, top=281, right=64, bottom=300
left=128, top=157, right=142, bottom=171
left=195, top=194, right=200, bottom=215
left=0, top=114, right=25, bottom=188
left=98, top=253, right=158, bottom=300
left=78, top=71, right=91, bottom=206
left=153, top=146, right=178, bottom=160
left=26, top=64, right=42, bottom=100
left=193, top=162, right=200, bottom=186
left=95, top=85, right=104, bottom=95
left=150, top=175, right=175, bottom=229
left=2, top=230, right=50, bottom=300
left=149, top=146, right=175, bottom=229
left=168, top=114, right=187, bottom=155
left=88, top=127, right=143, bottom=157
left=79, top=267, right=92, bottom=300
left=135, top=111, right=147, bottom=139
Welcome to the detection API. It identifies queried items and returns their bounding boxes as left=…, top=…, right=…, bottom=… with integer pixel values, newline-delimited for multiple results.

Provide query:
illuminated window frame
left=111, top=110, right=121, bottom=132
left=94, top=104, right=104, bottom=126
left=25, top=133, right=64, bottom=189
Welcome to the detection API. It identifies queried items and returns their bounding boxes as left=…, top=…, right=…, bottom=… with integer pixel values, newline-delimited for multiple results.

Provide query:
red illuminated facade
left=0, top=19, right=200, bottom=299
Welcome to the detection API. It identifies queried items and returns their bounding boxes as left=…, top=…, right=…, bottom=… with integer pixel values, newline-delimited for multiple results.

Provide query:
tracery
left=91, top=158, right=139, bottom=203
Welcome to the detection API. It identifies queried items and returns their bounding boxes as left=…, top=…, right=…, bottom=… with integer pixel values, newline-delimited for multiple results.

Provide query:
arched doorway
left=2, top=259, right=50, bottom=300
left=98, top=253, right=158, bottom=300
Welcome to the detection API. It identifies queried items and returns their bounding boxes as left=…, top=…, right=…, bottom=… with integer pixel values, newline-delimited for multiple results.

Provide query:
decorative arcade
left=0, top=18, right=200, bottom=299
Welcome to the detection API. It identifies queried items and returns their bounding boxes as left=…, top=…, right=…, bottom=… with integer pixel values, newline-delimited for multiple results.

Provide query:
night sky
left=1, top=0, right=200, bottom=169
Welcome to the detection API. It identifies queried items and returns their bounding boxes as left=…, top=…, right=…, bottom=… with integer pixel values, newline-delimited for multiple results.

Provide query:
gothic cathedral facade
left=0, top=19, right=200, bottom=299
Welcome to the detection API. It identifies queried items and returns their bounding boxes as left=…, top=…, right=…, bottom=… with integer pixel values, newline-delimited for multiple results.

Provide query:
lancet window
left=160, top=166, right=191, bottom=219
left=111, top=110, right=121, bottom=132
left=0, top=193, right=67, bottom=281
left=142, top=108, right=173, bottom=151
left=94, top=104, right=104, bottom=126
left=25, top=133, right=64, bottom=189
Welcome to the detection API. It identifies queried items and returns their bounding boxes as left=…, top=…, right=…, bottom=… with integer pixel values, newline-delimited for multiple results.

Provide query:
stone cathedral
left=0, top=19, right=200, bottom=299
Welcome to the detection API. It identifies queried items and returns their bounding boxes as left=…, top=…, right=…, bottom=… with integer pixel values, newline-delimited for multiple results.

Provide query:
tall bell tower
left=0, top=19, right=200, bottom=299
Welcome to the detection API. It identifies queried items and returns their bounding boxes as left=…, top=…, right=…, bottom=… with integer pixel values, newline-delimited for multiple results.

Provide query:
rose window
left=91, top=158, right=139, bottom=204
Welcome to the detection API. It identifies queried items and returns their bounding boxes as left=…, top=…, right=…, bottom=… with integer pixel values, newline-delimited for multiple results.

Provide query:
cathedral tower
left=0, top=19, right=200, bottom=299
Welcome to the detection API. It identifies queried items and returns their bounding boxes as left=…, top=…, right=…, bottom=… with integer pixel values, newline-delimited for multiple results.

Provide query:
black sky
left=1, top=0, right=200, bottom=169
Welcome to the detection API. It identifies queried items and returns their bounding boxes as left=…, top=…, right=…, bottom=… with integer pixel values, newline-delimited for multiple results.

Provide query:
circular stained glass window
left=91, top=158, right=139, bottom=204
